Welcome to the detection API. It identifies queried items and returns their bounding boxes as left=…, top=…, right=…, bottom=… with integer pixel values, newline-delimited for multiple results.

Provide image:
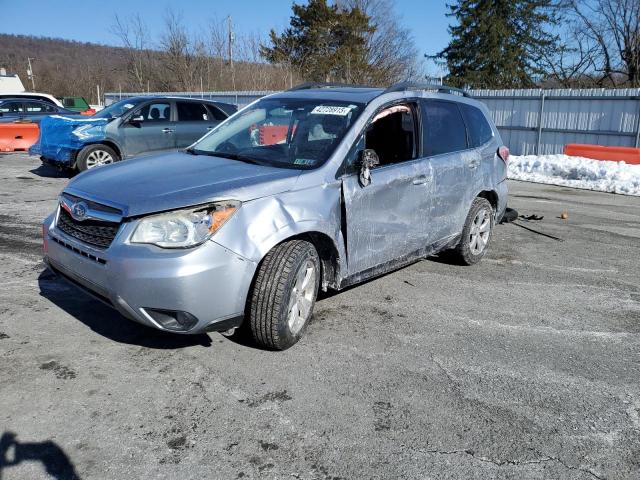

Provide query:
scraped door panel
left=342, top=160, right=432, bottom=276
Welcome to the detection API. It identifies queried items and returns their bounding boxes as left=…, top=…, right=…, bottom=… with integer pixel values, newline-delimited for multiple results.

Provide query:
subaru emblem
left=71, top=202, right=88, bottom=221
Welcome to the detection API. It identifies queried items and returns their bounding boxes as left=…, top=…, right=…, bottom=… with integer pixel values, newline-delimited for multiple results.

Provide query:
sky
left=0, top=0, right=451, bottom=75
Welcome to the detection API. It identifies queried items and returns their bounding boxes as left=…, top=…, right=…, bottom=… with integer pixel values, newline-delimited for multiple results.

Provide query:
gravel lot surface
left=1, top=153, right=639, bottom=480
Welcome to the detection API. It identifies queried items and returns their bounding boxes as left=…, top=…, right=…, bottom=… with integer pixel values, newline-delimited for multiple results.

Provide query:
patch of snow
left=508, top=154, right=640, bottom=196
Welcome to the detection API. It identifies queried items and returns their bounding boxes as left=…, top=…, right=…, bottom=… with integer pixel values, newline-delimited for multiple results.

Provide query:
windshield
left=94, top=98, right=145, bottom=119
left=190, top=98, right=364, bottom=169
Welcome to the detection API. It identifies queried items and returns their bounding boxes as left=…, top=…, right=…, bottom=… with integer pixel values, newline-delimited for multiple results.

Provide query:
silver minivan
left=43, top=83, right=509, bottom=349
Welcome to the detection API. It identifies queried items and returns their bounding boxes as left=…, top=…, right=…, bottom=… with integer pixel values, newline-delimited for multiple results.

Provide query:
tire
left=76, top=144, right=119, bottom=172
left=247, top=240, right=320, bottom=350
left=451, top=197, right=494, bottom=266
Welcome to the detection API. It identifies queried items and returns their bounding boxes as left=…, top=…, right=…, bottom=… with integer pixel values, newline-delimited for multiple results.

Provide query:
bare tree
left=111, top=14, right=156, bottom=91
left=567, top=0, right=640, bottom=86
left=345, top=0, right=423, bottom=84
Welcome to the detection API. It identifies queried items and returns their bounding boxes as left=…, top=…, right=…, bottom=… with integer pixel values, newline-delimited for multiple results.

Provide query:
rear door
left=421, top=99, right=474, bottom=243
left=23, top=101, right=57, bottom=124
left=174, top=101, right=222, bottom=148
left=120, top=100, right=175, bottom=157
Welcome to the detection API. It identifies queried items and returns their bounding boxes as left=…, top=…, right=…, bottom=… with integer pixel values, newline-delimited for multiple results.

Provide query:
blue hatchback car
left=31, top=96, right=236, bottom=171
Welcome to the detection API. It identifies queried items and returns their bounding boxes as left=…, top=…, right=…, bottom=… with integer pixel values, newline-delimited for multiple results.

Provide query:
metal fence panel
left=106, top=88, right=640, bottom=156
left=472, top=88, right=640, bottom=155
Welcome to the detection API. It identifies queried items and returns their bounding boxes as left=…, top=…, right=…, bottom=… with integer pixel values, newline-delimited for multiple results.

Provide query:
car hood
left=65, top=151, right=301, bottom=217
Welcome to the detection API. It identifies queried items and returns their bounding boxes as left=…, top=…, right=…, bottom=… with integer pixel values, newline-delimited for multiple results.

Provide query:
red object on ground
left=564, top=144, right=640, bottom=165
left=80, top=109, right=96, bottom=116
left=0, top=123, right=39, bottom=152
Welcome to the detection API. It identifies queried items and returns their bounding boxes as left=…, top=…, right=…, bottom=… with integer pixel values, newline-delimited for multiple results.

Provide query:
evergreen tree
left=261, top=0, right=375, bottom=83
left=437, top=0, right=560, bottom=88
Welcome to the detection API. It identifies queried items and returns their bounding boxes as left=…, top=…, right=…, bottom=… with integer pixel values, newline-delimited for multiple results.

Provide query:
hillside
left=0, top=34, right=136, bottom=103
left=0, top=34, right=297, bottom=103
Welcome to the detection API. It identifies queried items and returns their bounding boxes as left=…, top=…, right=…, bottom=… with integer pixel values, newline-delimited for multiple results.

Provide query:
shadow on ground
left=29, top=164, right=72, bottom=179
left=37, top=270, right=212, bottom=349
left=0, top=431, right=81, bottom=480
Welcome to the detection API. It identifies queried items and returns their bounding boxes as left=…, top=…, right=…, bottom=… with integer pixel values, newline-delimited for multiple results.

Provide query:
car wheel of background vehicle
left=76, top=144, right=119, bottom=172
left=451, top=197, right=494, bottom=266
left=247, top=240, right=320, bottom=350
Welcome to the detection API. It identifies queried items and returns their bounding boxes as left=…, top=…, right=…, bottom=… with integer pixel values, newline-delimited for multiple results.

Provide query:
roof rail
left=384, top=81, right=472, bottom=98
left=287, top=82, right=375, bottom=91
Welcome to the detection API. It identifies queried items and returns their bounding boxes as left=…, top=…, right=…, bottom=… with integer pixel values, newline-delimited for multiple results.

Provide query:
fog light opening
left=144, top=308, right=199, bottom=332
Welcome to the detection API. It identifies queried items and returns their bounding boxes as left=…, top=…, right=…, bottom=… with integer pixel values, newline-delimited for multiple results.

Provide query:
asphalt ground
left=0, top=152, right=639, bottom=480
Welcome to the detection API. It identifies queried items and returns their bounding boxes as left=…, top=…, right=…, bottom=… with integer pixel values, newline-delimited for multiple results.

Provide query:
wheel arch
left=250, top=231, right=341, bottom=292
left=73, top=140, right=122, bottom=168
left=476, top=189, right=498, bottom=211
left=292, top=231, right=341, bottom=291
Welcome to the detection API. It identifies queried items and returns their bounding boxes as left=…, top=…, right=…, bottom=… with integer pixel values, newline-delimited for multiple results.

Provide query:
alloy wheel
left=469, top=207, right=491, bottom=255
left=287, top=260, right=317, bottom=335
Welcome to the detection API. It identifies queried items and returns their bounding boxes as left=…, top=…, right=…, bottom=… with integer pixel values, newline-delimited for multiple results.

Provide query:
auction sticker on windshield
left=310, top=105, right=354, bottom=116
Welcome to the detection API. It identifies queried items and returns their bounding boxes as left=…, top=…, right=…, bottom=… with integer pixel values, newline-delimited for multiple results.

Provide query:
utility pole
left=27, top=57, right=36, bottom=90
left=227, top=15, right=236, bottom=91
left=227, top=15, right=234, bottom=69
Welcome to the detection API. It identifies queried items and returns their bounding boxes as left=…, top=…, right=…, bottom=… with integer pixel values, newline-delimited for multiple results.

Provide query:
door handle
left=162, top=128, right=174, bottom=133
left=412, top=175, right=429, bottom=185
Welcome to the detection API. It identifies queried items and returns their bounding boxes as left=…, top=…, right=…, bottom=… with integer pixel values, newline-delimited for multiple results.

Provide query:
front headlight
left=130, top=201, right=240, bottom=248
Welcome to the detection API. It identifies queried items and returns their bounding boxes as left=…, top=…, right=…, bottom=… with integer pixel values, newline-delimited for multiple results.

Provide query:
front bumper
left=43, top=214, right=257, bottom=334
left=40, top=153, right=76, bottom=168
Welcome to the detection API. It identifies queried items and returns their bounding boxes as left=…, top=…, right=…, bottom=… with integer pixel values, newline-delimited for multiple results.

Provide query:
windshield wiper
left=191, top=149, right=265, bottom=165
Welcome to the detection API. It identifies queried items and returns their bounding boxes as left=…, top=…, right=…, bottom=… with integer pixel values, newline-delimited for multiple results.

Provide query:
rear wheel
left=247, top=240, right=320, bottom=350
left=76, top=144, right=119, bottom=172
left=451, top=197, right=494, bottom=265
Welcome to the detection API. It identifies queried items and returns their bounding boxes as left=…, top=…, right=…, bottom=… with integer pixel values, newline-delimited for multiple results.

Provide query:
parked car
left=42, top=82, right=509, bottom=349
left=57, top=96, right=95, bottom=115
left=0, top=92, right=63, bottom=107
left=0, top=98, right=79, bottom=124
left=31, top=96, right=237, bottom=171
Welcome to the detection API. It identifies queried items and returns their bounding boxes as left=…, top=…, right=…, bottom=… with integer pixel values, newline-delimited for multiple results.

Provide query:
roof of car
left=115, top=95, right=232, bottom=105
left=268, top=82, right=474, bottom=105
left=0, top=97, right=49, bottom=103
left=270, top=87, right=385, bottom=104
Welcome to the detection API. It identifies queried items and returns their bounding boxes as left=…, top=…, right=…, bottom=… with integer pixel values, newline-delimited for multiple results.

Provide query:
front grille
left=56, top=208, right=120, bottom=249
left=50, top=235, right=107, bottom=264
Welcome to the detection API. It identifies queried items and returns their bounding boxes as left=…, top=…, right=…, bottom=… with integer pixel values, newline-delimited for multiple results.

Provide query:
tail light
left=497, top=146, right=510, bottom=164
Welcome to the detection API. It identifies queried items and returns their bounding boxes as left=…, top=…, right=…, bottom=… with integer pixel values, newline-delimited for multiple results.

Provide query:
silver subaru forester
left=43, top=82, right=509, bottom=349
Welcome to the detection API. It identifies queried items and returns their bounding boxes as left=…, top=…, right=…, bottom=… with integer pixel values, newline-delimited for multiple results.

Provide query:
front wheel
left=76, top=144, right=119, bottom=172
left=247, top=240, right=320, bottom=350
left=451, top=197, right=494, bottom=265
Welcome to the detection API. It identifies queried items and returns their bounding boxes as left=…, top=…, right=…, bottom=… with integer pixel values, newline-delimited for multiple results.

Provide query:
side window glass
left=136, top=102, right=171, bottom=122
left=25, top=102, right=47, bottom=113
left=422, top=100, right=467, bottom=156
left=0, top=102, right=23, bottom=114
left=460, top=103, right=493, bottom=147
left=344, top=134, right=365, bottom=172
left=177, top=102, right=209, bottom=121
left=206, top=105, right=228, bottom=121
left=364, top=103, right=417, bottom=166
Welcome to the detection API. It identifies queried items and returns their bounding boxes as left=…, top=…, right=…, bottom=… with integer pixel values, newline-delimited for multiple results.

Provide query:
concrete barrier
left=564, top=144, right=640, bottom=165
left=0, top=123, right=39, bottom=152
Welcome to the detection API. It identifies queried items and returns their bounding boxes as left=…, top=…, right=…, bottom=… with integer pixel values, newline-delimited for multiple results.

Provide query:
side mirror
left=129, top=115, right=144, bottom=125
left=358, top=149, right=379, bottom=187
